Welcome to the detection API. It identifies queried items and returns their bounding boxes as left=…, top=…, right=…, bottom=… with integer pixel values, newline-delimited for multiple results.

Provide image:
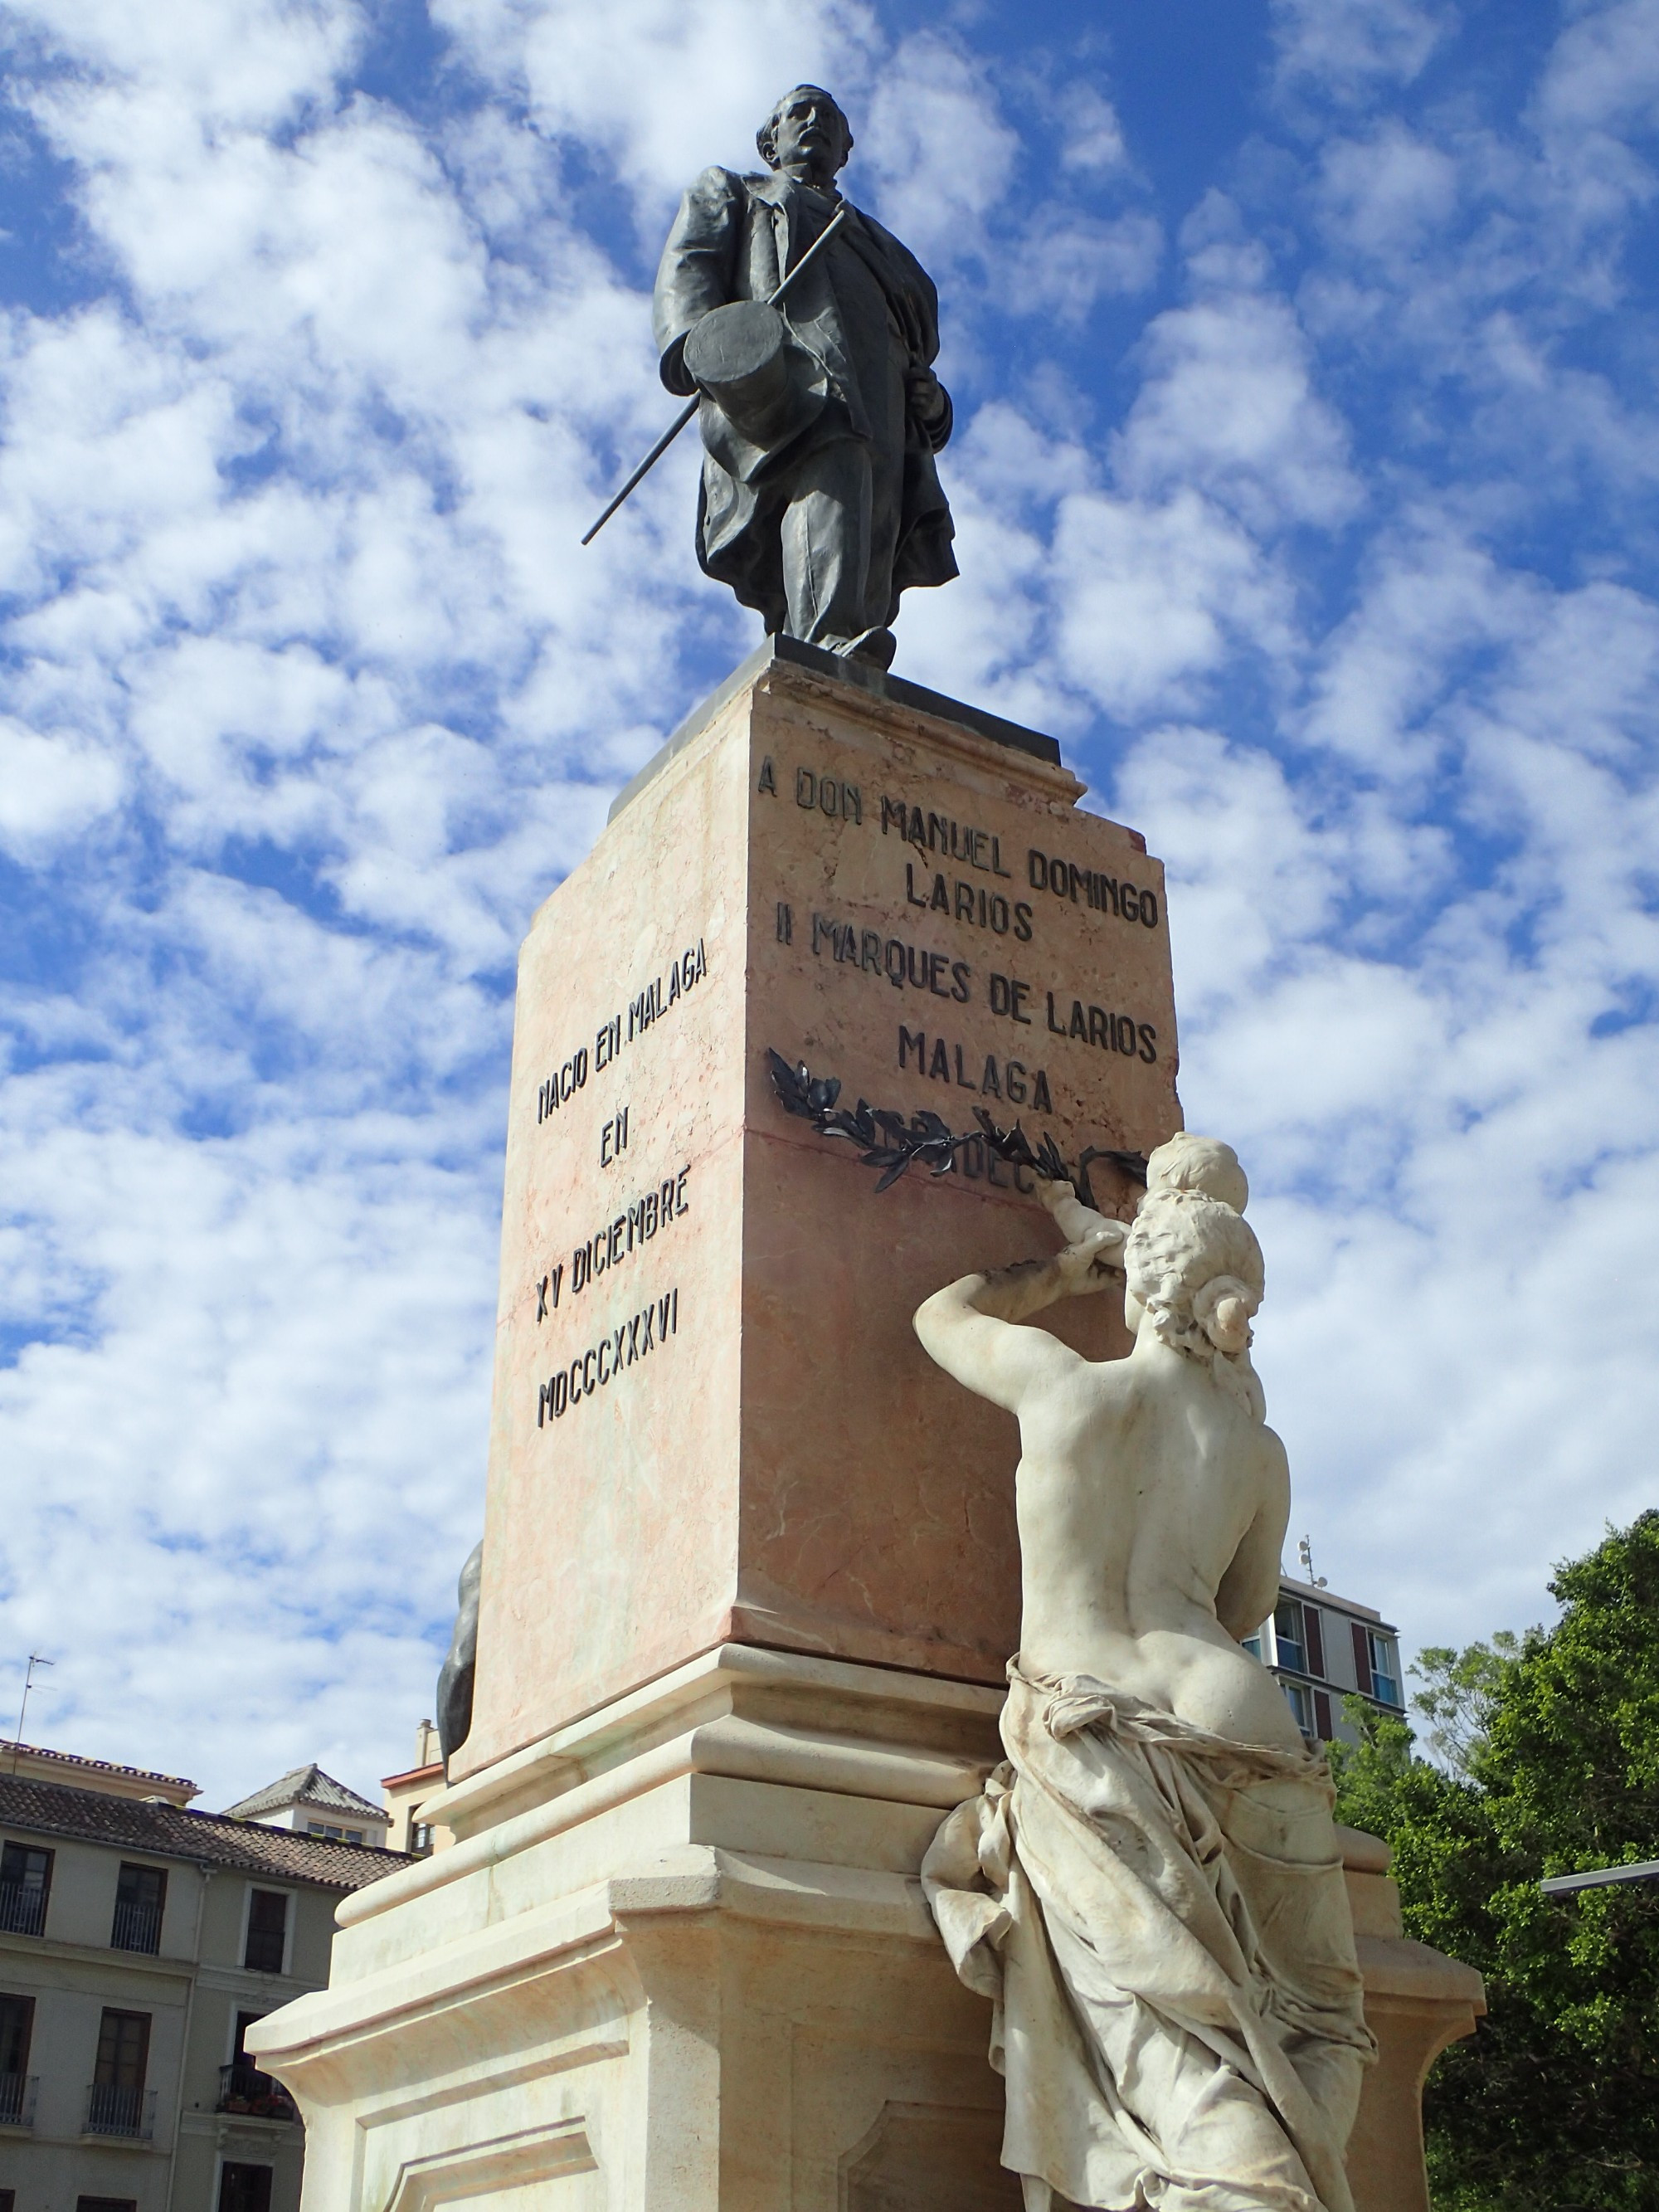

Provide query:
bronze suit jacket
left=652, top=166, right=957, bottom=621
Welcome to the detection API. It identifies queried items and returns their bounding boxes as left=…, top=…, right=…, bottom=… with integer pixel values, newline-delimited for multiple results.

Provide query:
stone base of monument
left=248, top=645, right=1482, bottom=2211
left=249, top=1646, right=1481, bottom=2212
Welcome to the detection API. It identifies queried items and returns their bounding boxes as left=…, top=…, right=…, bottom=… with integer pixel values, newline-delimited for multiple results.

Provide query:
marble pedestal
left=249, top=644, right=1481, bottom=2210
left=249, top=1646, right=1481, bottom=2212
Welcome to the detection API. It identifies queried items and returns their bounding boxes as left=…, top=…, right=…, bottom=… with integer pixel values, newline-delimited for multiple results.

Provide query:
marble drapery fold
left=922, top=1662, right=1376, bottom=2212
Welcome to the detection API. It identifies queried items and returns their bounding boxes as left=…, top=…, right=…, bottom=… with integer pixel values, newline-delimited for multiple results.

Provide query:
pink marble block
left=456, top=657, right=1183, bottom=1782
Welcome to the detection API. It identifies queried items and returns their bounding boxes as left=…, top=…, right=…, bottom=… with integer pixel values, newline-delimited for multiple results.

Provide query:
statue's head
left=1145, top=1131, right=1249, bottom=1216
left=1124, top=1182, right=1263, bottom=1365
left=758, top=85, right=854, bottom=183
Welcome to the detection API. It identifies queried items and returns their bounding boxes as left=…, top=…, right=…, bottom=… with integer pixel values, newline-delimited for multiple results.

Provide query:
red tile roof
left=221, top=1763, right=387, bottom=1823
left=0, top=1774, right=415, bottom=1891
left=0, top=1738, right=198, bottom=1794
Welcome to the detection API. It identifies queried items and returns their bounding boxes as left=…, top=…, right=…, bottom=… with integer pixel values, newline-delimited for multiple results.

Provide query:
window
left=1272, top=1600, right=1306, bottom=1674
left=88, top=2008, right=151, bottom=2136
left=244, top=1888, right=289, bottom=1973
left=1240, top=1630, right=1264, bottom=1661
left=218, top=2162, right=275, bottom=2212
left=95, top=2008, right=150, bottom=2092
left=1368, top=1632, right=1402, bottom=1708
left=0, top=1840, right=52, bottom=1937
left=410, top=1822, right=434, bottom=1855
left=111, top=1862, right=167, bottom=1954
left=0, top=1992, right=34, bottom=2126
left=305, top=1821, right=364, bottom=1843
left=219, top=2011, right=298, bottom=2122
left=1282, top=1680, right=1313, bottom=1737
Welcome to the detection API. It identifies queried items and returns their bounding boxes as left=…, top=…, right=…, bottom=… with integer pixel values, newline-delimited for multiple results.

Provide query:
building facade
left=0, top=1768, right=409, bottom=2212
left=378, top=1724, right=452, bottom=1860
left=219, top=1771, right=389, bottom=1853
left=1246, top=1575, right=1406, bottom=1748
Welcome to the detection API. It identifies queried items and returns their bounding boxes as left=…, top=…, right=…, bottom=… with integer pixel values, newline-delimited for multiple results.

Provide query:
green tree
left=1409, top=1632, right=1520, bottom=1776
left=1330, top=1511, right=1659, bottom=2212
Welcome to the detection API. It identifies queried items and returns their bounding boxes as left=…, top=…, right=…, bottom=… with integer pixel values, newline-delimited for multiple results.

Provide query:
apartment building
left=379, top=1724, right=453, bottom=1860
left=0, top=1749, right=410, bottom=2212
left=1245, top=1576, right=1407, bottom=1748
left=221, top=1770, right=389, bottom=1852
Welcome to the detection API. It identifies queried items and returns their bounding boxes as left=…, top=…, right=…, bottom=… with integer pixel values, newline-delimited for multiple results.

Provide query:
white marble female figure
left=915, top=1136, right=1374, bottom=2212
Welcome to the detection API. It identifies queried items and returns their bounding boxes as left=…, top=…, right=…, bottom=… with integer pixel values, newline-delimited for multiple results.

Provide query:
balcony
left=85, top=2082, right=157, bottom=2139
left=0, top=2073, right=37, bottom=2128
left=110, top=1899, right=163, bottom=1955
left=217, top=2062, right=299, bottom=2122
left=0, top=1883, right=46, bottom=1937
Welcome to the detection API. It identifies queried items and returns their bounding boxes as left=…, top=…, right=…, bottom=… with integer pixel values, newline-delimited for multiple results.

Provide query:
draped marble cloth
left=922, top=1664, right=1376, bottom=2212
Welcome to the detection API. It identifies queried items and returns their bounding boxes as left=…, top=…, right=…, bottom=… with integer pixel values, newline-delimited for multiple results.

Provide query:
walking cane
left=581, top=202, right=851, bottom=546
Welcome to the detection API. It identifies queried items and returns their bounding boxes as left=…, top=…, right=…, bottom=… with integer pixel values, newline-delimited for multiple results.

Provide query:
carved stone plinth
left=1340, top=1829, right=1486, bottom=2212
left=252, top=1648, right=1017, bottom=2212
left=249, top=647, right=1481, bottom=2211
left=250, top=1649, right=1480, bottom=2212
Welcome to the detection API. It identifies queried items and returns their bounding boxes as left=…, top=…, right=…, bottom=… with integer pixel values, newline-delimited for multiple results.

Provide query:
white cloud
left=2, top=0, right=1659, bottom=1806
left=1117, top=292, right=1359, bottom=534
left=435, top=0, right=879, bottom=226
left=1270, top=0, right=1451, bottom=105
left=0, top=719, right=124, bottom=853
left=1315, top=123, right=1461, bottom=261
left=1053, top=486, right=1294, bottom=723
left=1058, top=85, right=1130, bottom=178
left=1003, top=209, right=1162, bottom=322
left=1535, top=0, right=1659, bottom=139
left=859, top=32, right=1021, bottom=270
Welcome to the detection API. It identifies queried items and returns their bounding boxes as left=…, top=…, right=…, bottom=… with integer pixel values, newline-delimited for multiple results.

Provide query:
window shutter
left=1304, top=1607, right=1326, bottom=1678
left=1351, top=1620, right=1373, bottom=1697
left=1314, top=1689, right=1332, bottom=1742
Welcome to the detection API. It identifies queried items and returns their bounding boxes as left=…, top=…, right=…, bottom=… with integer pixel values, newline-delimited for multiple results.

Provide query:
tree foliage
left=1329, top=1512, right=1659, bottom=2211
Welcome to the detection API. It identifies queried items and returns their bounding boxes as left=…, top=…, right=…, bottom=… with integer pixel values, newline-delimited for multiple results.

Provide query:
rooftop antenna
left=1296, top=1537, right=1328, bottom=1591
left=10, top=1654, right=55, bottom=1775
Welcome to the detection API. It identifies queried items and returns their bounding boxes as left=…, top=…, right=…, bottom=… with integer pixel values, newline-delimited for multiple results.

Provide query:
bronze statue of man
left=653, top=85, right=957, bottom=669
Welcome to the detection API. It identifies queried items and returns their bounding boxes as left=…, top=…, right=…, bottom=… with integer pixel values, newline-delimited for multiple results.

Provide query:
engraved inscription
left=904, top=864, right=1034, bottom=941
left=1028, top=850, right=1160, bottom=929
left=537, top=1287, right=681, bottom=1424
left=593, top=939, right=708, bottom=1074
left=538, top=1048, right=589, bottom=1124
left=795, top=767, right=862, bottom=822
left=898, top=1026, right=1054, bottom=1113
left=1044, top=992, right=1159, bottom=1065
left=810, top=913, right=971, bottom=1001
left=569, top=1167, right=691, bottom=1295
left=880, top=796, right=1014, bottom=878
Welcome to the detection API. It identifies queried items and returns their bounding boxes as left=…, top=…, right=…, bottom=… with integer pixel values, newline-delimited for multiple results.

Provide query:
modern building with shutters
left=1243, top=1575, right=1407, bottom=1748
left=0, top=1744, right=409, bottom=2212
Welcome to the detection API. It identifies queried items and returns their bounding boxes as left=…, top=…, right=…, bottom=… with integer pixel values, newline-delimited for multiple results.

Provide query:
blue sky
left=2, top=0, right=1657, bottom=1808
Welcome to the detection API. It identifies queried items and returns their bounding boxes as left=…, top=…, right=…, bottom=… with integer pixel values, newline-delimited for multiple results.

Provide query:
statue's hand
left=1042, top=1177, right=1121, bottom=1249
left=906, top=366, right=948, bottom=426
left=1054, top=1223, right=1127, bottom=1297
